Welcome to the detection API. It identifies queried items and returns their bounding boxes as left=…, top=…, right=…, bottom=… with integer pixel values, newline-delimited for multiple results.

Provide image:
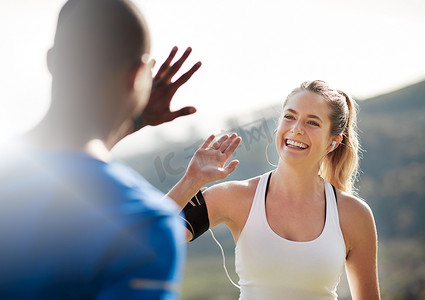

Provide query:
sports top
left=235, top=172, right=346, bottom=300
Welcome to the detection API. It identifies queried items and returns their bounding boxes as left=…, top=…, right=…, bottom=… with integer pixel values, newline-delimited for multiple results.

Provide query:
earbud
left=329, top=141, right=337, bottom=152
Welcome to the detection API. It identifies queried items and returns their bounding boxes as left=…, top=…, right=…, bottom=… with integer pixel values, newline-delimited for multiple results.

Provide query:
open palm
left=186, top=134, right=242, bottom=186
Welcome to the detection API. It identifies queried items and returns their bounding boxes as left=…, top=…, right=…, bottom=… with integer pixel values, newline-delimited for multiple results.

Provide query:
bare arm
left=341, top=195, right=380, bottom=299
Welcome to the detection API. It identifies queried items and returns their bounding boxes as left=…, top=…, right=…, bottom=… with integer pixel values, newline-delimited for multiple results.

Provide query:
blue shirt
left=0, top=146, right=185, bottom=299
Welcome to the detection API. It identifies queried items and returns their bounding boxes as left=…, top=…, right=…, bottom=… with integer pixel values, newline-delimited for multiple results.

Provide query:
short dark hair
left=51, top=0, right=150, bottom=78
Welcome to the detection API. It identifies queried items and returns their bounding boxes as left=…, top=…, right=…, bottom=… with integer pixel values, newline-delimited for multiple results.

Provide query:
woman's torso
left=230, top=172, right=347, bottom=300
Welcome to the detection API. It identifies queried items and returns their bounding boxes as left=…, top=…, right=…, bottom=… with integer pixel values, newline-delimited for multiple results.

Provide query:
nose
left=291, top=120, right=304, bottom=135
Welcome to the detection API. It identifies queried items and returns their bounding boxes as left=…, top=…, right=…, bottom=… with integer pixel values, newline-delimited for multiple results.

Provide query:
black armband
left=181, top=190, right=209, bottom=241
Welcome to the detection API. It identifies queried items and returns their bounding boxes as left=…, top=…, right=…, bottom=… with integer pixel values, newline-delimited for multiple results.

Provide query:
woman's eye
left=308, top=120, right=320, bottom=126
left=284, top=115, right=295, bottom=120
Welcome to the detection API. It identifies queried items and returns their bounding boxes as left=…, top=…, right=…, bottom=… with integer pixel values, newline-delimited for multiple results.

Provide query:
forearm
left=166, top=173, right=205, bottom=208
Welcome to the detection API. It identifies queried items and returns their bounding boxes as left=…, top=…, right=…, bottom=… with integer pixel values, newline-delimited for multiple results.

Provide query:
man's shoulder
left=0, top=147, right=178, bottom=216
left=102, top=160, right=180, bottom=214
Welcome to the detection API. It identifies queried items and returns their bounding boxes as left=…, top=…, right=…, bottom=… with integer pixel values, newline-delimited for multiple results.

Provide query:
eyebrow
left=285, top=108, right=323, bottom=122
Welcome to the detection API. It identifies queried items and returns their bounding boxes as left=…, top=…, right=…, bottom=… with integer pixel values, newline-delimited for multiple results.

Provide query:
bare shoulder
left=336, top=190, right=377, bottom=251
left=203, top=176, right=261, bottom=231
left=337, top=191, right=374, bottom=220
left=204, top=176, right=260, bottom=200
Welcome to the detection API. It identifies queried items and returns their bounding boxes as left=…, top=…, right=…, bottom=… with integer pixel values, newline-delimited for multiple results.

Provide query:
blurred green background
left=121, top=80, right=425, bottom=300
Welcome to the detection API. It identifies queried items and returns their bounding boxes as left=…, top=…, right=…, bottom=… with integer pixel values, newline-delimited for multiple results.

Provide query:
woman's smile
left=284, top=138, right=309, bottom=150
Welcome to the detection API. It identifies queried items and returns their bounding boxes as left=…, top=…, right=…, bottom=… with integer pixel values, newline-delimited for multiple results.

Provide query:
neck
left=24, top=98, right=130, bottom=162
left=270, top=159, right=324, bottom=202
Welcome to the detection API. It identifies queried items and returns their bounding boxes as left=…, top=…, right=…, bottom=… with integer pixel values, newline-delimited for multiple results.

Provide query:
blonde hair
left=284, top=80, right=360, bottom=194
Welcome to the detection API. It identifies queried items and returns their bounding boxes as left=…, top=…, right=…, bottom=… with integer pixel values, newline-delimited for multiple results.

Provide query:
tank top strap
left=238, top=171, right=272, bottom=238
left=323, top=180, right=343, bottom=233
left=251, top=171, right=272, bottom=211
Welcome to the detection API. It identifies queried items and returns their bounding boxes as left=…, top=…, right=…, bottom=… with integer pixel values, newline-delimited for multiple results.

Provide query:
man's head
left=48, top=0, right=152, bottom=117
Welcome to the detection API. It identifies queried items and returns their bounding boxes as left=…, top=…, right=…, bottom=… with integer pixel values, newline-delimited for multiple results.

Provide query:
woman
left=168, top=80, right=380, bottom=299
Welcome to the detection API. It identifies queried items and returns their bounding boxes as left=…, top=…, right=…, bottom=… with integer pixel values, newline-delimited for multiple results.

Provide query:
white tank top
left=235, top=172, right=346, bottom=300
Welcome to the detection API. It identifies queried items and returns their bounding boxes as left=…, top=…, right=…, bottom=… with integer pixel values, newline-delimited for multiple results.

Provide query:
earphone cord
left=208, top=229, right=241, bottom=289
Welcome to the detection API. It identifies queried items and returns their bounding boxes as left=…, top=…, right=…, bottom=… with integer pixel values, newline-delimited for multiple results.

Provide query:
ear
left=127, top=59, right=153, bottom=114
left=128, top=59, right=153, bottom=91
left=127, top=61, right=142, bottom=90
left=46, top=48, right=54, bottom=74
left=329, top=135, right=343, bottom=152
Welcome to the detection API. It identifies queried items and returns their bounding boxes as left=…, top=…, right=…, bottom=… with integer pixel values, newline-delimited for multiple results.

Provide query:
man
left=0, top=0, right=208, bottom=298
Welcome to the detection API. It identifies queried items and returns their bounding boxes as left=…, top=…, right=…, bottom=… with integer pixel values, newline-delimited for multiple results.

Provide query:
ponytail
left=320, top=89, right=360, bottom=194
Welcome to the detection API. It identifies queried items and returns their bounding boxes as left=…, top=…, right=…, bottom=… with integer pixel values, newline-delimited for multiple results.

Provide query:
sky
left=1, top=0, right=425, bottom=155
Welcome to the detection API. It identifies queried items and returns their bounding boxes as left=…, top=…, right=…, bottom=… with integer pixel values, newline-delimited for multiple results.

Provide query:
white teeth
left=286, top=139, right=308, bottom=149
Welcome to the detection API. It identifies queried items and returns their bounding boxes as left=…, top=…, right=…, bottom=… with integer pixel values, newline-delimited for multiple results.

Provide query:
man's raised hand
left=133, top=47, right=201, bottom=131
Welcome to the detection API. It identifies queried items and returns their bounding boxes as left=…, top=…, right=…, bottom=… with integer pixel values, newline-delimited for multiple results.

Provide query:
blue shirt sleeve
left=91, top=162, right=186, bottom=300
left=95, top=207, right=185, bottom=300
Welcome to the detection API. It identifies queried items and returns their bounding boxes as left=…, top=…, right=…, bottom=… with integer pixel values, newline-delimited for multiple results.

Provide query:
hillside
left=357, top=80, right=425, bottom=238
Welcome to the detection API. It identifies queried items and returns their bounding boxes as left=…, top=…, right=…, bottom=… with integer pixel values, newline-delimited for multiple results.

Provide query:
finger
left=168, top=106, right=196, bottom=121
left=222, top=160, right=240, bottom=177
left=155, top=46, right=178, bottom=79
left=166, top=107, right=197, bottom=123
left=223, top=136, right=241, bottom=158
left=201, top=134, right=216, bottom=149
left=162, top=47, right=192, bottom=82
left=212, top=134, right=229, bottom=150
left=173, top=61, right=202, bottom=88
left=171, top=106, right=197, bottom=118
left=219, top=133, right=238, bottom=152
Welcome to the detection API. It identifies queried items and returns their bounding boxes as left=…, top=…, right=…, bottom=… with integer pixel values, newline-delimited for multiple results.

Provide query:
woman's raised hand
left=185, top=133, right=242, bottom=188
